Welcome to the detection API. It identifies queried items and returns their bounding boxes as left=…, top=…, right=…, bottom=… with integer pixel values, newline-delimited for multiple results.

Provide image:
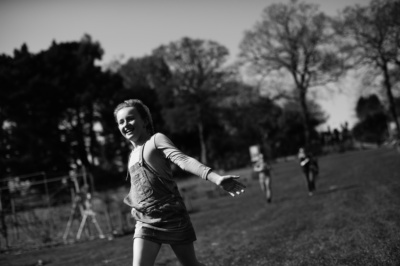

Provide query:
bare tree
left=153, top=37, right=229, bottom=164
left=239, top=0, right=344, bottom=147
left=340, top=0, right=400, bottom=136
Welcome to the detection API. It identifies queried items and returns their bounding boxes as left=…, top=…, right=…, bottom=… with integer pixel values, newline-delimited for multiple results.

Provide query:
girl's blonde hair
left=113, top=99, right=154, bottom=135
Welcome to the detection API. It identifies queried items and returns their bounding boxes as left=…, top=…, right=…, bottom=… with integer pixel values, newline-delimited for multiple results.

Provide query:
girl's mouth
left=125, top=128, right=134, bottom=136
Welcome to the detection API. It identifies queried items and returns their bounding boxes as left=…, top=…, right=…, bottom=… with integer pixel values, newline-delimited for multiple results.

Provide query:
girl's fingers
left=230, top=180, right=246, bottom=189
left=232, top=184, right=245, bottom=192
left=232, top=180, right=246, bottom=189
left=228, top=184, right=245, bottom=194
left=236, top=188, right=245, bottom=194
left=221, top=178, right=245, bottom=196
left=236, top=181, right=246, bottom=188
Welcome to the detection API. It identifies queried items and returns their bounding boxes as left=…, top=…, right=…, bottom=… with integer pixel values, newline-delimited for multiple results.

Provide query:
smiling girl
left=114, top=99, right=246, bottom=266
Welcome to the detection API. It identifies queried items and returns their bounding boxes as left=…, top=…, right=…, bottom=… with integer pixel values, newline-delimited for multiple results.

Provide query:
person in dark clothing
left=298, top=147, right=319, bottom=196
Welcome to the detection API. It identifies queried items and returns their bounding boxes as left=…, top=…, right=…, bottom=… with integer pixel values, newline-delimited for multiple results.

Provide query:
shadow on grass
left=273, top=184, right=360, bottom=203
left=273, top=194, right=309, bottom=203
left=315, top=184, right=360, bottom=195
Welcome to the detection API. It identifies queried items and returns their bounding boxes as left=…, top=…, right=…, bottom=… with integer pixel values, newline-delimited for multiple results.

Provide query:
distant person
left=298, top=147, right=319, bottom=196
left=253, top=153, right=272, bottom=203
left=114, top=99, right=246, bottom=266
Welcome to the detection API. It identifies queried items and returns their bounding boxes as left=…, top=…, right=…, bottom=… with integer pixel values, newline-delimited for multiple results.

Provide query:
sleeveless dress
left=123, top=139, right=197, bottom=244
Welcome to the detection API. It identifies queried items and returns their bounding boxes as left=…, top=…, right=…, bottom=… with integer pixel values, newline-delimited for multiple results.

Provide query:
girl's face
left=116, top=106, right=149, bottom=144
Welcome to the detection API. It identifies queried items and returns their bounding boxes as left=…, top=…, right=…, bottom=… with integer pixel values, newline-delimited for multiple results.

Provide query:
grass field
left=1, top=147, right=399, bottom=266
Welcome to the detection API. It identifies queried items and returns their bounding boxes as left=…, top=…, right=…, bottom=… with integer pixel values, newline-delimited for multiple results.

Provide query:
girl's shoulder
left=144, top=133, right=178, bottom=161
left=152, top=132, right=167, bottom=141
left=152, top=132, right=175, bottom=147
left=145, top=132, right=165, bottom=145
left=143, top=133, right=165, bottom=159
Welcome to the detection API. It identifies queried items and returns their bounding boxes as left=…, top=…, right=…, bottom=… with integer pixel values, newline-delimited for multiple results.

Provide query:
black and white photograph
left=1, top=0, right=399, bottom=265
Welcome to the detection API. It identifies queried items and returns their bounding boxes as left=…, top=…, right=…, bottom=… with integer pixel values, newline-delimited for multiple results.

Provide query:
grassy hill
left=2, top=147, right=399, bottom=266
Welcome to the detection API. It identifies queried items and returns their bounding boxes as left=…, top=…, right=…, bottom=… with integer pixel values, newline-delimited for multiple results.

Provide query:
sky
left=0, top=0, right=370, bottom=130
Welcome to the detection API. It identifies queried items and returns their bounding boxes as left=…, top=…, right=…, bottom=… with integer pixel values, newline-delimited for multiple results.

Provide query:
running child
left=114, top=99, right=246, bottom=266
left=253, top=153, right=272, bottom=203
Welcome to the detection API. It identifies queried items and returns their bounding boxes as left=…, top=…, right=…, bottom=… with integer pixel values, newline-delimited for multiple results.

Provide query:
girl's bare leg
left=265, top=176, right=272, bottom=202
left=170, top=242, right=205, bottom=266
left=259, top=173, right=268, bottom=201
left=133, top=238, right=161, bottom=266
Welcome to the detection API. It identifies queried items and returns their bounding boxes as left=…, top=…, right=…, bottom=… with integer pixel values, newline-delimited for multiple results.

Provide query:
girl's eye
left=119, top=117, right=134, bottom=125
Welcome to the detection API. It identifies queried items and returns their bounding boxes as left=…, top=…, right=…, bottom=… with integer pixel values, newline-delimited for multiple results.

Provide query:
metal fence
left=0, top=171, right=134, bottom=251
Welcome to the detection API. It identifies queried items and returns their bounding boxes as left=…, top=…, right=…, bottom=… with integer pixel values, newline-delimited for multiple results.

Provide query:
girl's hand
left=217, top=175, right=246, bottom=197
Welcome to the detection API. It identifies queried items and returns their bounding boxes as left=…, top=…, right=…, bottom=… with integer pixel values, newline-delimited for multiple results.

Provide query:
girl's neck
left=130, top=133, right=151, bottom=149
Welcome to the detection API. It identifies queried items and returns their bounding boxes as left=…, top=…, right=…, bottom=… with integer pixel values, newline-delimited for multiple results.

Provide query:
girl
left=253, top=153, right=272, bottom=203
left=298, top=147, right=319, bottom=196
left=114, top=99, right=246, bottom=266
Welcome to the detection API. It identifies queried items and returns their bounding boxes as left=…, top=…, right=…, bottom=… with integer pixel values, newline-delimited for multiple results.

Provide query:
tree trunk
left=298, top=87, right=312, bottom=148
left=74, top=107, right=93, bottom=189
left=197, top=122, right=207, bottom=165
left=382, top=63, right=400, bottom=137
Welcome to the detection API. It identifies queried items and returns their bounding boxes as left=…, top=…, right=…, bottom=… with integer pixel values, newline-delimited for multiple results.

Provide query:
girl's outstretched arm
left=152, top=133, right=246, bottom=196
left=206, top=172, right=246, bottom=197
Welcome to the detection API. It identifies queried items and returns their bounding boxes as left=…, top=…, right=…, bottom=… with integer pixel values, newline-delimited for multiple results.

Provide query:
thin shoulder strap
left=139, top=143, right=145, bottom=166
left=125, top=151, right=132, bottom=180
left=125, top=145, right=145, bottom=180
left=140, top=137, right=163, bottom=177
